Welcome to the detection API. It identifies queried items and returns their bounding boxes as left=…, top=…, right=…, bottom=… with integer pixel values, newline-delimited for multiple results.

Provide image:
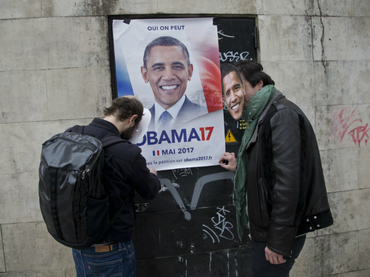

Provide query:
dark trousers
left=252, top=235, right=306, bottom=277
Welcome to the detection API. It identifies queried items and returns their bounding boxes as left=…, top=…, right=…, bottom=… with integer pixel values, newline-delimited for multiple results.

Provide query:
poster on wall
left=112, top=18, right=225, bottom=171
left=214, top=17, right=257, bottom=155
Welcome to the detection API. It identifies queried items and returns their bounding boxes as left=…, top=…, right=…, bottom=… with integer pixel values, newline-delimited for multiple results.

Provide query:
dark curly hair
left=104, top=96, right=143, bottom=126
left=235, top=61, right=275, bottom=87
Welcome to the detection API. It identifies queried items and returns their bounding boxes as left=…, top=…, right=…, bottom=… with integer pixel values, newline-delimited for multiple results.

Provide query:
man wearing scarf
left=220, top=62, right=333, bottom=277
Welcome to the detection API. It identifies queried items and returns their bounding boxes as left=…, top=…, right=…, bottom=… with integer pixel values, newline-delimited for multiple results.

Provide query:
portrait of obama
left=141, top=36, right=208, bottom=130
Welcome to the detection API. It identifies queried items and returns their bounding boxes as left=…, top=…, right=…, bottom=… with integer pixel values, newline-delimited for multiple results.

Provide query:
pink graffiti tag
left=329, top=106, right=362, bottom=143
left=348, top=123, right=370, bottom=147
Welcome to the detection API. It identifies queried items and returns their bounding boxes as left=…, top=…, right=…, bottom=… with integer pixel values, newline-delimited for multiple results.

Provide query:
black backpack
left=39, top=126, right=126, bottom=250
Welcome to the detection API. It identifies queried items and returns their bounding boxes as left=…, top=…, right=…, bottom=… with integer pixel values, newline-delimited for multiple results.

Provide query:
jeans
left=252, top=235, right=306, bottom=277
left=72, top=241, right=136, bottom=277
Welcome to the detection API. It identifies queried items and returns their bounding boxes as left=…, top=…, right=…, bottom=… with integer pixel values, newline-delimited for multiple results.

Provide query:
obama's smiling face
left=141, top=45, right=193, bottom=110
left=222, top=70, right=245, bottom=121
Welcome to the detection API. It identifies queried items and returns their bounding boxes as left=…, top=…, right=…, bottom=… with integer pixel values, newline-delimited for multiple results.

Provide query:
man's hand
left=265, top=247, right=286, bottom=265
left=218, top=152, right=237, bottom=172
left=149, top=168, right=157, bottom=175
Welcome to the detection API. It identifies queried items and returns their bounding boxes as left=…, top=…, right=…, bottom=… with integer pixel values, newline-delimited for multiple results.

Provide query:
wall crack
left=317, top=0, right=327, bottom=73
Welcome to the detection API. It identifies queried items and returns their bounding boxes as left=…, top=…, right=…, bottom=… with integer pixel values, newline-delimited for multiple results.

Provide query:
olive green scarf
left=234, top=84, right=276, bottom=240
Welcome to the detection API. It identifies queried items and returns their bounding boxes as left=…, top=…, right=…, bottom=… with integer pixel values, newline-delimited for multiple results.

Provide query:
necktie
left=158, top=111, right=172, bottom=129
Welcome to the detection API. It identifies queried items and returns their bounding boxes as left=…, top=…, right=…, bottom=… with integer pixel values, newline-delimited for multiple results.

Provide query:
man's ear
left=129, top=114, right=138, bottom=126
left=187, top=64, right=194, bottom=81
left=257, top=80, right=263, bottom=90
left=141, top=66, right=149, bottom=83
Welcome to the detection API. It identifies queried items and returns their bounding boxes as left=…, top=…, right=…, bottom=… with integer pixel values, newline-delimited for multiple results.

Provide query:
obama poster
left=112, top=18, right=224, bottom=171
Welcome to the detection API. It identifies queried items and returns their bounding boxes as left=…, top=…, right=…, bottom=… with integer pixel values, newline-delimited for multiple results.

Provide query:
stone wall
left=0, top=0, right=369, bottom=276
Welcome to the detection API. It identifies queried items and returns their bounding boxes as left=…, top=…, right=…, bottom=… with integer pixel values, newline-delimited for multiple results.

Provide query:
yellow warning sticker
left=225, top=129, right=237, bottom=143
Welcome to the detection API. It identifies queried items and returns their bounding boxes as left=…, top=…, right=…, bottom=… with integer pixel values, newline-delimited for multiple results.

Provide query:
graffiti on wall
left=218, top=30, right=250, bottom=63
left=134, top=168, right=238, bottom=245
left=326, top=106, right=370, bottom=147
left=157, top=170, right=235, bottom=221
left=202, top=206, right=234, bottom=243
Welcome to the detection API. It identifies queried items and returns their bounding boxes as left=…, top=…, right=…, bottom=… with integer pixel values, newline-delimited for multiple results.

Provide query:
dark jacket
left=246, top=90, right=333, bottom=257
left=70, top=118, right=161, bottom=243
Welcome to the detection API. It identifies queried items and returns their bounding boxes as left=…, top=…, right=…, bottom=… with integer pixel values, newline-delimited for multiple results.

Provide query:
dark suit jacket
left=149, top=96, right=208, bottom=130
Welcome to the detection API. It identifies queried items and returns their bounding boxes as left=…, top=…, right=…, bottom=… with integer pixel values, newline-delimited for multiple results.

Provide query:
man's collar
left=154, top=95, right=186, bottom=128
left=91, top=117, right=120, bottom=135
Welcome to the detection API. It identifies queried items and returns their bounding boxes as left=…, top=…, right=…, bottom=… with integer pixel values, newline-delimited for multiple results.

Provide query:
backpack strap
left=99, top=136, right=132, bottom=226
left=69, top=125, right=85, bottom=134
left=69, top=125, right=125, bottom=149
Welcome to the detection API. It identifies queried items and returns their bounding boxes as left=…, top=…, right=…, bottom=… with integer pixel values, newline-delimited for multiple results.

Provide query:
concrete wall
left=0, top=0, right=369, bottom=276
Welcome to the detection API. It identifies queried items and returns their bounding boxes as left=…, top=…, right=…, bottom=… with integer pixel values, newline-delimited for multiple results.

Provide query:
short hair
left=235, top=61, right=275, bottom=87
left=221, top=64, right=243, bottom=96
left=104, top=96, right=143, bottom=125
left=143, top=36, right=190, bottom=68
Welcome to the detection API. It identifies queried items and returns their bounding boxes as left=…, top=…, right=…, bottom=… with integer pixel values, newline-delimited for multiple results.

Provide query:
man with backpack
left=219, top=62, right=333, bottom=277
left=69, top=96, right=161, bottom=276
